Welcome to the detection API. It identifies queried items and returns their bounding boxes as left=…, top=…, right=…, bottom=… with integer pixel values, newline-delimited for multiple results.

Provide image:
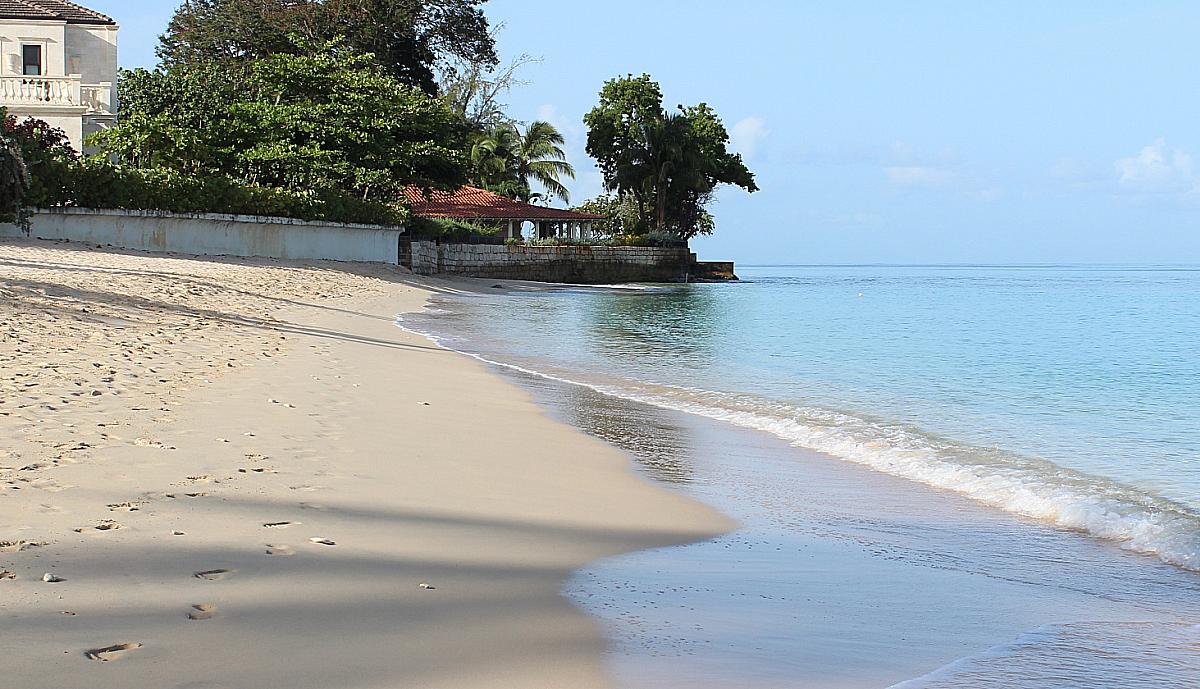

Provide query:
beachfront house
left=405, top=186, right=606, bottom=241
left=0, top=0, right=118, bottom=150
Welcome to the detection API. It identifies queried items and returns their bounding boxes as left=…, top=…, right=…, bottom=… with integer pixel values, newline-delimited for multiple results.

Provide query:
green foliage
left=63, top=160, right=407, bottom=225
left=407, top=216, right=503, bottom=240
left=467, top=120, right=575, bottom=204
left=584, top=74, right=757, bottom=240
left=572, top=193, right=639, bottom=237
left=0, top=126, right=30, bottom=231
left=225, top=40, right=468, bottom=195
left=158, top=0, right=497, bottom=96
left=94, top=39, right=469, bottom=208
left=4, top=116, right=76, bottom=212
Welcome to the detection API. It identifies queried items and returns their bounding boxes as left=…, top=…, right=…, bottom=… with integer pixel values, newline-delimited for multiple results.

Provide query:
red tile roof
left=404, top=186, right=605, bottom=221
left=0, top=0, right=115, bottom=24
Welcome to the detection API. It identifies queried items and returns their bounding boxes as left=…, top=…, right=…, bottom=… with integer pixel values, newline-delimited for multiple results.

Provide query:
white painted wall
left=0, top=19, right=66, bottom=77
left=2, top=209, right=406, bottom=265
left=0, top=17, right=118, bottom=150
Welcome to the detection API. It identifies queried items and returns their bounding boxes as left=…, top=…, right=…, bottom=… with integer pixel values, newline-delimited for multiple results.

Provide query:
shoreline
left=405, top=280, right=1200, bottom=689
left=0, top=239, right=732, bottom=689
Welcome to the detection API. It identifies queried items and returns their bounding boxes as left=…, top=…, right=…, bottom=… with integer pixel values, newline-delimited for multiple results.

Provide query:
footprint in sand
left=194, top=569, right=233, bottom=581
left=265, top=544, right=295, bottom=557
left=107, top=502, right=140, bottom=512
left=262, top=521, right=297, bottom=529
left=74, top=520, right=121, bottom=533
left=0, top=539, right=41, bottom=553
left=308, top=537, right=336, bottom=547
left=84, top=643, right=142, bottom=661
left=187, top=604, right=218, bottom=621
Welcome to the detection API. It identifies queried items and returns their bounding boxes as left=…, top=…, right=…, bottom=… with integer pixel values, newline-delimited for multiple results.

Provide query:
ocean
left=402, top=265, right=1200, bottom=688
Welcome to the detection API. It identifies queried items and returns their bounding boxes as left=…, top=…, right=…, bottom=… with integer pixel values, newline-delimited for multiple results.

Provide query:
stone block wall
left=405, top=241, right=698, bottom=283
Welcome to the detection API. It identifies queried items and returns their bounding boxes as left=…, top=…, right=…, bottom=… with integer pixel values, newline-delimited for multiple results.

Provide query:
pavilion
left=404, top=186, right=605, bottom=241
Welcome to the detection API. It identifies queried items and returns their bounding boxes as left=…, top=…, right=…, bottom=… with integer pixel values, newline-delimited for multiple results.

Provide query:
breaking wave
left=403, top=320, right=1200, bottom=573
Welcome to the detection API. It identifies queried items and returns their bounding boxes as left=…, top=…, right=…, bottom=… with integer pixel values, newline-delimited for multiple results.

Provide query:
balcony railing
left=0, top=77, right=113, bottom=114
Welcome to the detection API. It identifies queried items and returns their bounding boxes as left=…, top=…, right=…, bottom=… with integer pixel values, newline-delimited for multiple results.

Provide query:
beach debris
left=308, top=537, right=336, bottom=546
left=61, top=611, right=76, bottom=616
left=268, top=399, right=280, bottom=405
left=491, top=284, right=504, bottom=289
left=106, top=502, right=139, bottom=512
left=84, top=643, right=141, bottom=661
left=187, top=604, right=217, bottom=621
left=263, top=521, right=296, bottom=529
left=42, top=573, right=65, bottom=583
left=194, top=569, right=232, bottom=581
left=171, top=531, right=185, bottom=536
left=0, top=570, right=15, bottom=580
left=0, top=539, right=40, bottom=553
left=418, top=402, right=431, bottom=406
left=418, top=582, right=436, bottom=590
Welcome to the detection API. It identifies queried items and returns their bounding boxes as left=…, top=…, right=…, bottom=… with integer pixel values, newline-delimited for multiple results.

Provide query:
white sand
left=0, top=239, right=731, bottom=689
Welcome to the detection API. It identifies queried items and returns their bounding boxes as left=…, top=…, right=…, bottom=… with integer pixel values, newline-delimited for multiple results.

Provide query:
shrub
left=61, top=161, right=408, bottom=226
left=4, top=116, right=77, bottom=210
left=407, top=216, right=504, bottom=241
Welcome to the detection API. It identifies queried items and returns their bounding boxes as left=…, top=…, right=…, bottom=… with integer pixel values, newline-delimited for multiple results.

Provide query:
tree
left=158, top=0, right=497, bottom=96
left=95, top=39, right=469, bottom=201
left=0, top=122, right=30, bottom=231
left=439, top=50, right=537, bottom=132
left=572, top=193, right=638, bottom=237
left=467, top=120, right=574, bottom=204
left=584, top=74, right=757, bottom=240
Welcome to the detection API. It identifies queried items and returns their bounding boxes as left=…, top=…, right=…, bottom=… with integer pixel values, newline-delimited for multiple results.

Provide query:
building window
left=22, top=45, right=43, bottom=76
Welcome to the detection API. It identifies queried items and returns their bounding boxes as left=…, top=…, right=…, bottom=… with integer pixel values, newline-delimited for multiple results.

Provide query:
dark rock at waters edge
left=687, top=261, right=739, bottom=282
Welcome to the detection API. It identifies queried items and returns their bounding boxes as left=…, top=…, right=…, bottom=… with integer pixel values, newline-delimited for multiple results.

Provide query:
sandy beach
left=0, top=239, right=731, bottom=689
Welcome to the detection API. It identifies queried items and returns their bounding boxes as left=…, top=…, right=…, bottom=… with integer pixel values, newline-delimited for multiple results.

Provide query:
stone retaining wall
left=406, top=241, right=697, bottom=283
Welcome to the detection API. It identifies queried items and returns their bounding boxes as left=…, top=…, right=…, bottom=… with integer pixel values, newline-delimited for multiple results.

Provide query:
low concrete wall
left=2, top=208, right=405, bottom=264
left=405, top=241, right=697, bottom=283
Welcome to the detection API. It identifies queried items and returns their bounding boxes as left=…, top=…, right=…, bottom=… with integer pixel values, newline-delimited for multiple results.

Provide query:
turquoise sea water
left=412, top=265, right=1200, bottom=571
left=403, top=265, right=1200, bottom=687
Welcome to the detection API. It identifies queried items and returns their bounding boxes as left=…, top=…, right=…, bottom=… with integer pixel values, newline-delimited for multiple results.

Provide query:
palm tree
left=468, top=125, right=520, bottom=196
left=511, top=120, right=575, bottom=204
left=468, top=120, right=575, bottom=204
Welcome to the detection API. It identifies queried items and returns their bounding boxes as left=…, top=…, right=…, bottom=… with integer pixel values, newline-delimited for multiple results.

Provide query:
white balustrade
left=0, top=76, right=112, bottom=112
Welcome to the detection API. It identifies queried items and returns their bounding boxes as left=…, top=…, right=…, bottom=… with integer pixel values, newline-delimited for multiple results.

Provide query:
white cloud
left=884, top=165, right=955, bottom=187
left=1115, top=139, right=1198, bottom=195
left=730, top=117, right=769, bottom=162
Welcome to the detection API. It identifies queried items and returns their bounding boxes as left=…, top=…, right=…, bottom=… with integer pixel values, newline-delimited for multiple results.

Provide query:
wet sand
left=0, top=239, right=730, bottom=689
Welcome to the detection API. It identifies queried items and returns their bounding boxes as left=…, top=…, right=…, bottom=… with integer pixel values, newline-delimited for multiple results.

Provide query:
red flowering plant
left=2, top=115, right=77, bottom=208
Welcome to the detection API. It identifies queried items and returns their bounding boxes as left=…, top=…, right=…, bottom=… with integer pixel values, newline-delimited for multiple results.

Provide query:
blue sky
left=91, top=1, right=1200, bottom=263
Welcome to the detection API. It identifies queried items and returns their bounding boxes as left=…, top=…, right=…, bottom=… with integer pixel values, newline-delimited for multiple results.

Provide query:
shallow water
left=403, top=265, right=1200, bottom=688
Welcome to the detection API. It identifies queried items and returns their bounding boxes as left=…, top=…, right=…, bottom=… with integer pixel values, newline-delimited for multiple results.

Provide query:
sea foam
left=405, top=319, right=1200, bottom=573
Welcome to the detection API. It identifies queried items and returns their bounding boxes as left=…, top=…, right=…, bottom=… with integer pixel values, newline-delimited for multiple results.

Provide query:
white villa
left=0, top=0, right=117, bottom=150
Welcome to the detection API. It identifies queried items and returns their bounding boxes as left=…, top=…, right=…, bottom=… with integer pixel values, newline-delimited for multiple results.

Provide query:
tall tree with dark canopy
left=584, top=74, right=757, bottom=240
left=158, top=0, right=497, bottom=95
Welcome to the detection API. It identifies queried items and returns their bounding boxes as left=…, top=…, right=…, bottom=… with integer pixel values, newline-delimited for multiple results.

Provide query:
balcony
left=0, top=76, right=113, bottom=114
